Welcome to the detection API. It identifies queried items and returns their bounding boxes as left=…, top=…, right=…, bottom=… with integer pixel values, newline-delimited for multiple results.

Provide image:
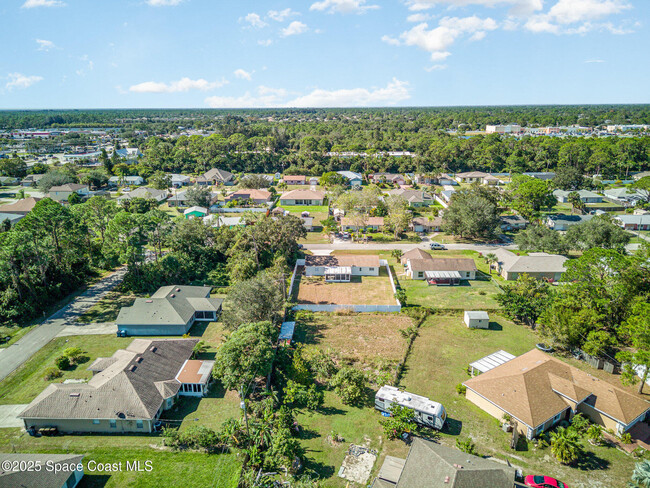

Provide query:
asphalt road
left=0, top=267, right=127, bottom=382
left=304, top=242, right=519, bottom=252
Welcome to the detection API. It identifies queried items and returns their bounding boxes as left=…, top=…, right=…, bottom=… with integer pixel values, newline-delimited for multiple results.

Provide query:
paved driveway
left=0, top=267, right=126, bottom=382
left=0, top=404, right=28, bottom=428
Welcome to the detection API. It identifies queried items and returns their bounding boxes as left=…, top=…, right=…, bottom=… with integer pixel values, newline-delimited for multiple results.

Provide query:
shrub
left=455, top=383, right=466, bottom=395
left=44, top=367, right=62, bottom=380
left=456, top=438, right=480, bottom=456
left=381, top=404, right=415, bottom=440
left=586, top=424, right=603, bottom=445
left=331, top=367, right=366, bottom=405
left=55, top=355, right=71, bottom=370
left=63, top=347, right=84, bottom=361
left=621, top=432, right=633, bottom=444
left=570, top=413, right=590, bottom=435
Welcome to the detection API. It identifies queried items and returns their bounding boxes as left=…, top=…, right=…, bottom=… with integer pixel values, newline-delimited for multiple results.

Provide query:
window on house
left=92, top=419, right=100, bottom=424
left=369, top=268, right=375, bottom=271
left=110, top=419, right=117, bottom=429
left=418, top=272, right=423, bottom=278
left=136, top=420, right=144, bottom=429
left=553, top=412, right=562, bottom=423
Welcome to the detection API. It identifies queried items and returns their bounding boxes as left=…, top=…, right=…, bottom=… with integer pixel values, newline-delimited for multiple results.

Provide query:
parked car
left=524, top=475, right=568, bottom=488
left=430, top=242, right=446, bottom=250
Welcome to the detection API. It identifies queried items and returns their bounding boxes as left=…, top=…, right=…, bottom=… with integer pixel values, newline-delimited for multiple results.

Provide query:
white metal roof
left=425, top=271, right=462, bottom=279
left=465, top=311, right=489, bottom=320
left=324, top=266, right=352, bottom=274
left=469, top=350, right=516, bottom=374
left=376, top=385, right=445, bottom=417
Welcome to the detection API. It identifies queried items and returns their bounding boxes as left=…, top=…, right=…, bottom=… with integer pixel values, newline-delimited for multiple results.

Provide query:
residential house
left=463, top=349, right=650, bottom=439
left=455, top=171, right=489, bottom=184
left=493, top=248, right=567, bottom=281
left=283, top=175, right=307, bottom=185
left=437, top=173, right=458, bottom=186
left=439, top=189, right=456, bottom=204
left=116, top=285, right=222, bottom=336
left=184, top=206, right=208, bottom=219
left=340, top=216, right=384, bottom=232
left=0, top=454, right=84, bottom=488
left=613, top=214, right=650, bottom=231
left=204, top=215, right=246, bottom=228
left=168, top=190, right=218, bottom=208
left=117, top=187, right=169, bottom=204
left=21, top=174, right=45, bottom=187
left=0, top=176, right=19, bottom=186
left=0, top=196, right=41, bottom=216
left=370, top=173, right=405, bottom=185
left=304, top=255, right=380, bottom=282
left=553, top=189, right=603, bottom=204
left=400, top=248, right=433, bottom=266
left=224, top=189, right=273, bottom=205
left=279, top=189, right=325, bottom=206
left=546, top=214, right=592, bottom=231
left=48, top=183, right=90, bottom=202
left=372, top=438, right=515, bottom=488
left=523, top=172, right=555, bottom=181
left=410, top=216, right=442, bottom=233
left=196, top=168, right=235, bottom=186
left=108, top=175, right=144, bottom=187
left=603, top=187, right=649, bottom=205
left=500, top=215, right=528, bottom=231
left=309, top=177, right=319, bottom=186
left=482, top=174, right=504, bottom=185
left=0, top=212, right=24, bottom=226
left=405, top=257, right=477, bottom=283
left=19, top=338, right=211, bottom=434
left=387, top=189, right=434, bottom=207
left=337, top=170, right=363, bottom=187
left=115, top=147, right=143, bottom=160
left=170, top=174, right=191, bottom=188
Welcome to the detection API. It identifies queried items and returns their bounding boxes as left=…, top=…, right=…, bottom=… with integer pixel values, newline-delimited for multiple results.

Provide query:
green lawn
left=399, top=314, right=638, bottom=488
left=0, top=431, right=241, bottom=488
left=401, top=278, right=501, bottom=310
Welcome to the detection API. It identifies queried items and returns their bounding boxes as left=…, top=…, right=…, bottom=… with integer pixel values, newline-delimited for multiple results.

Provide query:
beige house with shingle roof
left=280, top=189, right=325, bottom=205
left=493, top=248, right=567, bottom=281
left=463, top=349, right=650, bottom=439
left=19, top=338, right=210, bottom=434
left=0, top=196, right=42, bottom=215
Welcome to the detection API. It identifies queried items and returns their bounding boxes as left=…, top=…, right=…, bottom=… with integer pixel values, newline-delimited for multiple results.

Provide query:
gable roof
left=227, top=189, right=272, bottom=201
left=493, top=249, right=567, bottom=275
left=401, top=248, right=433, bottom=264
left=395, top=438, right=515, bottom=488
left=0, top=196, right=42, bottom=214
left=409, top=257, right=477, bottom=273
left=280, top=189, right=325, bottom=201
left=49, top=183, right=87, bottom=192
left=305, top=254, right=380, bottom=268
left=455, top=171, right=489, bottom=178
left=464, top=349, right=650, bottom=429
left=203, top=168, right=234, bottom=182
left=20, top=339, right=197, bottom=421
left=283, top=175, right=306, bottom=181
left=118, top=187, right=168, bottom=201
left=0, top=454, right=84, bottom=488
left=341, top=216, right=384, bottom=226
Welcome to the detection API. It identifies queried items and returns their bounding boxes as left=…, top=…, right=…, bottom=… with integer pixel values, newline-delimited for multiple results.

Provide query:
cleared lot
left=295, top=268, right=395, bottom=306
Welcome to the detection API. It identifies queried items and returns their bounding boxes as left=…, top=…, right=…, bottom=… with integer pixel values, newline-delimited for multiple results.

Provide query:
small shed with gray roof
left=464, top=311, right=489, bottom=329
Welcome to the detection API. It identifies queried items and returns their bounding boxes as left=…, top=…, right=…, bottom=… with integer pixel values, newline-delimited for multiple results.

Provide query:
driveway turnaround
left=0, top=404, right=29, bottom=428
left=0, top=267, right=126, bottom=382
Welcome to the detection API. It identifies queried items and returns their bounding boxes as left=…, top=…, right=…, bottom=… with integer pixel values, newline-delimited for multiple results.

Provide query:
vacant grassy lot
left=283, top=205, right=329, bottom=226
left=294, top=312, right=412, bottom=368
left=0, top=430, right=241, bottom=488
left=399, top=314, right=638, bottom=488
left=295, top=269, right=395, bottom=306
left=76, top=291, right=137, bottom=323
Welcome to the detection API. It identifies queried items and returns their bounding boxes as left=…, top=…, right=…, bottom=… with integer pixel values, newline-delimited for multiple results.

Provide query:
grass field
left=294, top=312, right=412, bottom=368
left=399, top=314, right=638, bottom=488
left=294, top=268, right=395, bottom=306
left=401, top=276, right=501, bottom=310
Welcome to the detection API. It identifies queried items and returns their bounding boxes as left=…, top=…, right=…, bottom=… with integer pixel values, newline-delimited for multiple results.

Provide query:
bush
left=331, top=367, right=366, bottom=405
left=455, top=383, right=466, bottom=395
left=44, top=367, right=62, bottom=380
left=456, top=438, right=480, bottom=456
left=63, top=347, right=84, bottom=361
left=570, top=413, right=590, bottom=435
left=621, top=432, right=633, bottom=444
left=55, top=355, right=71, bottom=370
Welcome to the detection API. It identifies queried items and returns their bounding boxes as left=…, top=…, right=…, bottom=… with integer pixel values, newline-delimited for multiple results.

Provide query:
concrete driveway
left=0, top=267, right=127, bottom=382
left=0, top=404, right=28, bottom=428
left=57, top=322, right=116, bottom=337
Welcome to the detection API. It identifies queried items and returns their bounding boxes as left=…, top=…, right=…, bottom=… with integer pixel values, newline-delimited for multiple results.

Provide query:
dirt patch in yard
left=295, top=269, right=395, bottom=306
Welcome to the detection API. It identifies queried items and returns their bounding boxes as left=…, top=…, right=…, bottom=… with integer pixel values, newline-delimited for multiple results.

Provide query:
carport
left=425, top=270, right=461, bottom=286
left=324, top=266, right=351, bottom=282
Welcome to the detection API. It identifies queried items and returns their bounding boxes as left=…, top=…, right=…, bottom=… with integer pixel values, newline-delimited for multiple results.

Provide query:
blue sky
left=0, top=0, right=648, bottom=108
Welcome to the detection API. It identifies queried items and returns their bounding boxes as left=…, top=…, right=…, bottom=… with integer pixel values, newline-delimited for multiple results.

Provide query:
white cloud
left=407, top=13, right=430, bottom=22
left=258, top=86, right=288, bottom=97
left=310, top=0, right=379, bottom=15
left=268, top=8, right=299, bottom=21
left=35, top=39, right=55, bottom=51
left=234, top=69, right=253, bottom=81
left=397, top=16, right=498, bottom=60
left=258, top=39, right=273, bottom=46
left=404, top=0, right=543, bottom=16
left=425, top=64, right=448, bottom=71
left=381, top=35, right=401, bottom=46
left=242, top=13, right=267, bottom=28
left=130, top=77, right=227, bottom=94
left=6, top=73, right=43, bottom=90
left=548, top=0, right=630, bottom=24
left=287, top=78, right=410, bottom=107
left=281, top=21, right=308, bottom=37
left=22, top=0, right=65, bottom=7
left=145, top=0, right=183, bottom=5
left=205, top=85, right=287, bottom=108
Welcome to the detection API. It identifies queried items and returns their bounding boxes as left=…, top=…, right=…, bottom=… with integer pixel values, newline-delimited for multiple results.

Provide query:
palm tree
left=631, top=460, right=650, bottom=488
left=550, top=427, right=582, bottom=465
left=567, top=191, right=585, bottom=214
left=586, top=424, right=603, bottom=446
left=485, top=252, right=497, bottom=274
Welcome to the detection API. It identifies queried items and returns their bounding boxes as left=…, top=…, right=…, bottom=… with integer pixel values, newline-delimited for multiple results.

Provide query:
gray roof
left=20, top=339, right=197, bottom=421
left=117, top=187, right=168, bottom=201
left=494, top=249, right=567, bottom=275
left=337, top=170, right=363, bottom=180
left=279, top=321, right=296, bottom=342
left=547, top=214, right=593, bottom=224
left=614, top=214, right=650, bottom=225
left=465, top=311, right=489, bottom=320
left=0, top=453, right=84, bottom=488
left=117, top=285, right=221, bottom=327
left=0, top=212, right=24, bottom=224
left=395, top=439, right=515, bottom=488
left=553, top=189, right=601, bottom=199
left=203, top=168, right=234, bottom=182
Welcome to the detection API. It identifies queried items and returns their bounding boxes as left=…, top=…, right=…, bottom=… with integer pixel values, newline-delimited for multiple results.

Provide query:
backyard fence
left=380, top=259, right=401, bottom=307
left=292, top=304, right=401, bottom=313
left=209, top=207, right=268, bottom=213
left=287, top=260, right=304, bottom=299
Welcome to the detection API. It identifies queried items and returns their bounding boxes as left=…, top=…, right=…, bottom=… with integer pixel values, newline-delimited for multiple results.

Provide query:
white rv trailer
left=375, top=385, right=447, bottom=430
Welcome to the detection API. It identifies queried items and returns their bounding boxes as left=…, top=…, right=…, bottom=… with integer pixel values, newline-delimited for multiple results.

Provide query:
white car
left=430, top=242, right=447, bottom=250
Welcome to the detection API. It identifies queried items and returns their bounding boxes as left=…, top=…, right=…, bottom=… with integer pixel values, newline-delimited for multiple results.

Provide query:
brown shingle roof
left=0, top=197, right=41, bottom=214
left=341, top=216, right=384, bottom=226
left=401, top=248, right=433, bottom=265
left=464, top=349, right=650, bottom=429
left=280, top=189, right=325, bottom=200
left=305, top=254, right=380, bottom=268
